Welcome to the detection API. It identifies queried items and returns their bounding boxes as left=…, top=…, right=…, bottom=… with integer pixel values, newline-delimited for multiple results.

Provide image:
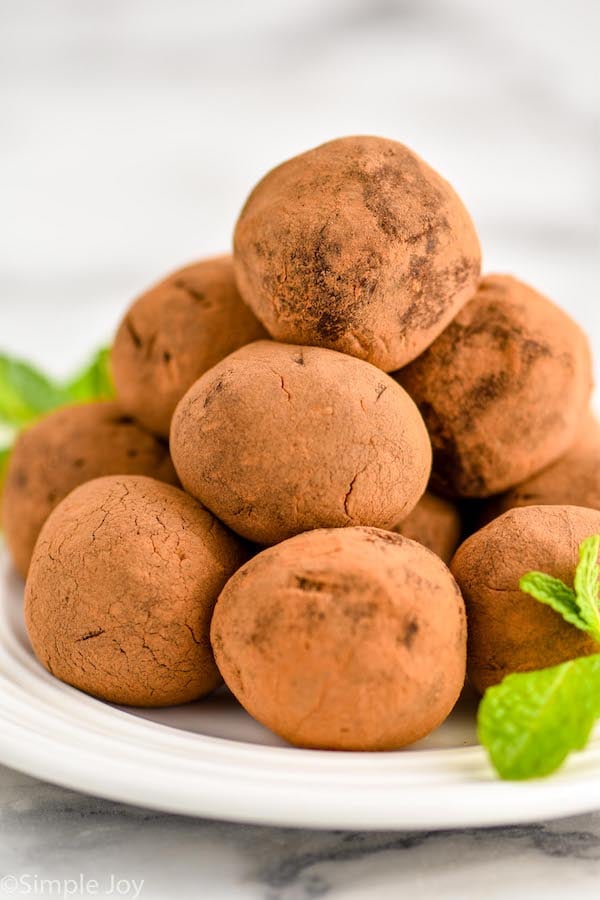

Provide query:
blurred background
left=1, top=0, right=598, bottom=381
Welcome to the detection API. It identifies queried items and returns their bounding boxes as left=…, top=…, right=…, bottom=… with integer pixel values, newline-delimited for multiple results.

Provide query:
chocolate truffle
left=112, top=255, right=267, bottom=436
left=25, top=475, right=246, bottom=707
left=211, top=527, right=466, bottom=750
left=450, top=505, right=600, bottom=693
left=485, top=413, right=600, bottom=520
left=234, top=136, right=481, bottom=371
left=170, top=341, right=431, bottom=545
left=393, top=492, right=461, bottom=563
left=396, top=275, right=593, bottom=497
left=2, top=402, right=178, bottom=578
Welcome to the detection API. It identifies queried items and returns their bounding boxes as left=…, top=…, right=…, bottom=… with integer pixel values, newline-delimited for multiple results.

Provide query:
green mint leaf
left=0, top=355, right=70, bottom=426
left=572, top=535, right=600, bottom=640
left=519, top=535, right=600, bottom=643
left=65, top=347, right=114, bottom=403
left=519, top=572, right=586, bottom=632
left=478, top=654, right=600, bottom=779
left=0, top=446, right=10, bottom=491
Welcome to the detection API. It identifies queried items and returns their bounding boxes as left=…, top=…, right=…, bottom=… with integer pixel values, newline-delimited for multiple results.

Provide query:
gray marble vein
left=2, top=765, right=600, bottom=899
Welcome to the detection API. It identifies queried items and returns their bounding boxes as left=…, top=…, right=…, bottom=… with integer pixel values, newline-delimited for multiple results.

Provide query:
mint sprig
left=519, top=535, right=600, bottom=641
left=479, top=534, right=600, bottom=780
left=478, top=655, right=600, bottom=779
left=0, top=355, right=71, bottom=426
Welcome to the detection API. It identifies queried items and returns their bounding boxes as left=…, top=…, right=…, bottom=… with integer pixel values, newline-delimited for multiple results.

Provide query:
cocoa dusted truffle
left=25, top=475, right=247, bottom=707
left=211, top=527, right=466, bottom=750
left=233, top=136, right=481, bottom=371
left=450, top=505, right=600, bottom=694
left=396, top=275, right=593, bottom=497
left=393, top=492, right=461, bottom=563
left=111, top=255, right=267, bottom=436
left=2, top=402, right=178, bottom=578
left=170, top=341, right=431, bottom=545
left=485, top=413, right=600, bottom=520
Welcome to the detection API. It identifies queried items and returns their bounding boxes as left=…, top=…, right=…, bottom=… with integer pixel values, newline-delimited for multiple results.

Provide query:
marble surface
left=2, top=764, right=600, bottom=900
left=1, top=0, right=599, bottom=896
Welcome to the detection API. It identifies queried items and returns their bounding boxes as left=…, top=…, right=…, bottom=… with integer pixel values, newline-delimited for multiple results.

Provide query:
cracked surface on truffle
left=2, top=402, right=179, bottom=578
left=233, top=135, right=481, bottom=371
left=170, top=341, right=432, bottom=545
left=211, top=526, right=466, bottom=750
left=112, top=255, right=268, bottom=437
left=396, top=274, right=593, bottom=497
left=450, top=505, right=600, bottom=694
left=25, top=475, right=247, bottom=707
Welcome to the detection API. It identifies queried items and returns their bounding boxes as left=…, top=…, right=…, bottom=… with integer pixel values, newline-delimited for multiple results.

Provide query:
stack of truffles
left=4, top=136, right=598, bottom=751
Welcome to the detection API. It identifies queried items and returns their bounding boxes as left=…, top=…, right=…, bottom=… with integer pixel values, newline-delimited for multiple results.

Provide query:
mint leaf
left=65, top=347, right=114, bottom=403
left=478, top=655, right=600, bottom=779
left=0, top=355, right=70, bottom=426
left=0, top=446, right=10, bottom=491
left=519, top=535, right=600, bottom=643
left=519, top=572, right=586, bottom=632
left=572, top=535, right=600, bottom=640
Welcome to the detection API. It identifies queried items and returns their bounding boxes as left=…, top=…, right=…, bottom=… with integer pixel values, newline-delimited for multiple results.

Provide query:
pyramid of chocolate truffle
left=10, top=134, right=597, bottom=753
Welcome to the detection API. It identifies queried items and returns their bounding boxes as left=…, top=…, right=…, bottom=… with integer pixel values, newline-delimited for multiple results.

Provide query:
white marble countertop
left=1, top=0, right=599, bottom=896
left=4, top=762, right=600, bottom=900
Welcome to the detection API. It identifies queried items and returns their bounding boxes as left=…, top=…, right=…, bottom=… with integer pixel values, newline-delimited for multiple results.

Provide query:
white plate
left=1, top=550, right=600, bottom=830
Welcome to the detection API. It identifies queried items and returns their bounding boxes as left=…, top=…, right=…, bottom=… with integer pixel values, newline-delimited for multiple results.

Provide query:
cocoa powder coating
left=2, top=402, right=178, bottom=578
left=450, top=505, right=600, bottom=694
left=25, top=475, right=247, bottom=707
left=112, top=255, right=268, bottom=436
left=233, top=136, right=481, bottom=371
left=396, top=275, right=593, bottom=497
left=211, top=526, right=466, bottom=750
left=393, top=491, right=461, bottom=563
left=485, top=413, right=600, bottom=520
left=170, top=341, right=432, bottom=545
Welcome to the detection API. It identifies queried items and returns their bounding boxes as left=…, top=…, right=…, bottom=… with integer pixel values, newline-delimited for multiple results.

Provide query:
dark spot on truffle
left=295, top=575, right=328, bottom=592
left=174, top=279, right=209, bottom=306
left=341, top=600, right=378, bottom=622
left=401, top=618, right=419, bottom=648
left=363, top=528, right=405, bottom=546
left=203, top=377, right=225, bottom=408
left=77, top=628, right=106, bottom=642
left=12, top=469, right=28, bottom=489
left=125, top=316, right=142, bottom=349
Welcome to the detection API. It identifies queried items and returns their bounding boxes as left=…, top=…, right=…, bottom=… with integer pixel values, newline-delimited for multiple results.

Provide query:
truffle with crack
left=233, top=135, right=481, bottom=371
left=211, top=526, right=466, bottom=750
left=170, top=341, right=432, bottom=544
left=112, top=255, right=268, bottom=436
left=25, top=475, right=247, bottom=706
left=2, top=402, right=178, bottom=578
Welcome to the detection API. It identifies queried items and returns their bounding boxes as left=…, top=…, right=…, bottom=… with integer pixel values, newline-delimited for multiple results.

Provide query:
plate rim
left=3, top=552, right=600, bottom=829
